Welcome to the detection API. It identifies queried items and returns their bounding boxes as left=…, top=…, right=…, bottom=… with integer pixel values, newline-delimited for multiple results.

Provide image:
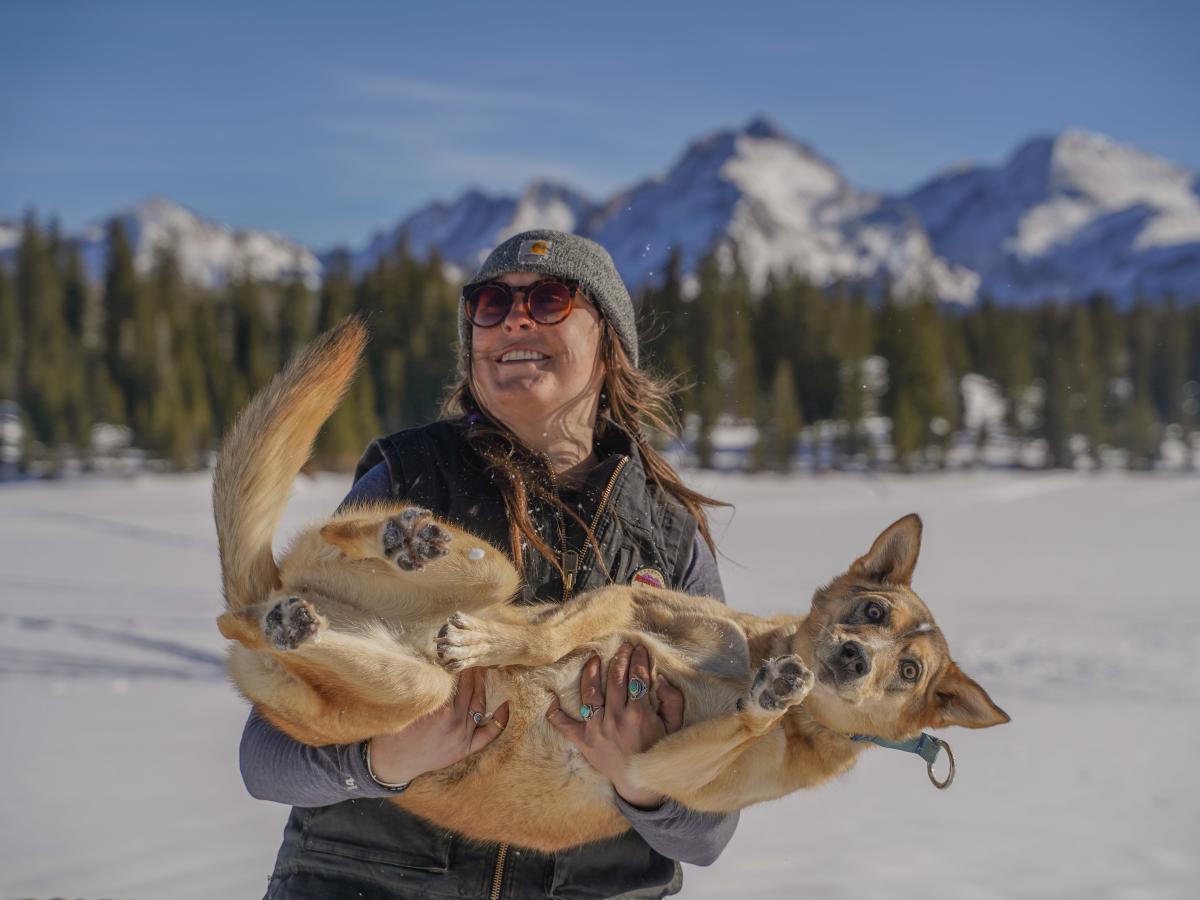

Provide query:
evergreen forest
left=2, top=215, right=1198, bottom=476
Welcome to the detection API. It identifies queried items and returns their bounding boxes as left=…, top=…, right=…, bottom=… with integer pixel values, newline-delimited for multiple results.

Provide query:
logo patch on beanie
left=518, top=239, right=552, bottom=264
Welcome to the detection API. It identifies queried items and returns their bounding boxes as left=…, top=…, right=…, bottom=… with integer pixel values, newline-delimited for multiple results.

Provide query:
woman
left=240, top=230, right=738, bottom=899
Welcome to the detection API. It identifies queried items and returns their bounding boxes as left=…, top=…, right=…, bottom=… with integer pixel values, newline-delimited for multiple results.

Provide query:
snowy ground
left=1, top=470, right=1197, bottom=899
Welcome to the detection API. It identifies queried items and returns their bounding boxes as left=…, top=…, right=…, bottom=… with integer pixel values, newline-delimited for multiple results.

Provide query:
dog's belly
left=394, top=615, right=754, bottom=850
left=397, top=680, right=627, bottom=851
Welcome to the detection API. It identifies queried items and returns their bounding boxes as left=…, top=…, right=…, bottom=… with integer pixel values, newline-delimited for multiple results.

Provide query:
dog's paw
left=742, top=655, right=814, bottom=713
left=435, top=612, right=522, bottom=670
left=263, top=597, right=324, bottom=651
left=381, top=507, right=452, bottom=571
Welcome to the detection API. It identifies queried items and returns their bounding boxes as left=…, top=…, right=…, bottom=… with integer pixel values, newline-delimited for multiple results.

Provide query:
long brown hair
left=442, top=321, right=727, bottom=573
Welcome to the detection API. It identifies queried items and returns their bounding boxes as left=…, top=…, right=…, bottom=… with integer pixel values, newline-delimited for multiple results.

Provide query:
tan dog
left=216, top=320, right=1009, bottom=851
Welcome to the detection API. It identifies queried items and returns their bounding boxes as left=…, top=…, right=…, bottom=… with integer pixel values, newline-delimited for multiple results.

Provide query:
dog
left=215, top=319, right=1009, bottom=851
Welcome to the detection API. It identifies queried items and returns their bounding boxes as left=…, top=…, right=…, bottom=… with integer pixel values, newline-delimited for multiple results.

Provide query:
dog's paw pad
left=263, top=597, right=322, bottom=651
left=382, top=508, right=452, bottom=571
left=747, top=655, right=814, bottom=712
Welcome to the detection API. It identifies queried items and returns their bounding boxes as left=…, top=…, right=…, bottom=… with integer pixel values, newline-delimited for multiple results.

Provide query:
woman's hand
left=368, top=667, right=510, bottom=786
left=545, top=642, right=685, bottom=808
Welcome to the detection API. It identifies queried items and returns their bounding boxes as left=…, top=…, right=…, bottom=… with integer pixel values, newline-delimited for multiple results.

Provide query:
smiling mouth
left=499, top=350, right=550, bottom=363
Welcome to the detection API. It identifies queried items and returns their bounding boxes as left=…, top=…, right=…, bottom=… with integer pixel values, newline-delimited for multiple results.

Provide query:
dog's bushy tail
left=213, top=318, right=368, bottom=611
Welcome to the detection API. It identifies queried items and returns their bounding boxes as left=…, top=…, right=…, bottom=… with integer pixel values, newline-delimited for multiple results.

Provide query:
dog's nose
left=837, top=641, right=871, bottom=681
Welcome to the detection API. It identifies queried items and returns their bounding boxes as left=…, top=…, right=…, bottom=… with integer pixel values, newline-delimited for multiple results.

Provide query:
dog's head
left=798, top=514, right=1009, bottom=740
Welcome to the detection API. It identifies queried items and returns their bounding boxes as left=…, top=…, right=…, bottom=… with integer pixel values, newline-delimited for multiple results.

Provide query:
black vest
left=265, top=419, right=698, bottom=899
left=353, top=417, right=697, bottom=604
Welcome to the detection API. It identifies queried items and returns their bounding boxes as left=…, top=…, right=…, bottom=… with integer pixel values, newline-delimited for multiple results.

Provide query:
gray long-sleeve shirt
left=238, top=461, right=737, bottom=866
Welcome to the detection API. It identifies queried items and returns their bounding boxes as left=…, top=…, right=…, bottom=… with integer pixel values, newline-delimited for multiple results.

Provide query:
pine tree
left=890, top=393, right=924, bottom=469
left=100, top=219, right=144, bottom=426
left=1123, top=300, right=1161, bottom=468
left=1067, top=303, right=1105, bottom=459
left=16, top=214, right=81, bottom=453
left=640, top=246, right=692, bottom=394
left=688, top=251, right=725, bottom=467
left=277, top=272, right=315, bottom=368
left=1151, top=298, right=1188, bottom=426
left=315, top=250, right=378, bottom=466
left=877, top=293, right=948, bottom=469
left=1038, top=307, right=1076, bottom=468
left=753, top=360, right=803, bottom=472
left=0, top=265, right=18, bottom=401
left=831, top=287, right=875, bottom=460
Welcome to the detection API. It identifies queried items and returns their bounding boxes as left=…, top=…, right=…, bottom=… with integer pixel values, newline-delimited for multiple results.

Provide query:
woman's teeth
left=500, top=350, right=549, bottom=362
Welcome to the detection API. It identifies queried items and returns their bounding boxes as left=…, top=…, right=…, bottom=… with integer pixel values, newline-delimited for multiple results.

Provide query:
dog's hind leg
left=230, top=626, right=457, bottom=745
left=320, top=506, right=521, bottom=614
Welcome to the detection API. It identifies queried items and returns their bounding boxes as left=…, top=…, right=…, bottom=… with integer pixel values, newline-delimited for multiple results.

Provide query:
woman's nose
left=501, top=292, right=536, bottom=331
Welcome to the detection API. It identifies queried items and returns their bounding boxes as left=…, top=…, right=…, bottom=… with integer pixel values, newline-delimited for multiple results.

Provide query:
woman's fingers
left=606, top=642, right=633, bottom=711
left=655, top=673, right=685, bottom=733
left=580, top=654, right=604, bottom=710
left=545, top=694, right=586, bottom=747
left=451, top=667, right=477, bottom=718
left=628, top=644, right=651, bottom=706
left=469, top=700, right=510, bottom=754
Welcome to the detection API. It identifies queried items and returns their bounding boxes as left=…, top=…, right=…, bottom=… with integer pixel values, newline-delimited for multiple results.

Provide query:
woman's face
left=469, top=271, right=606, bottom=430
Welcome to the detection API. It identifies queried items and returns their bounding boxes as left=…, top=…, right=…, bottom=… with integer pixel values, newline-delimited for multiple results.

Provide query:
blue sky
left=2, top=0, right=1197, bottom=248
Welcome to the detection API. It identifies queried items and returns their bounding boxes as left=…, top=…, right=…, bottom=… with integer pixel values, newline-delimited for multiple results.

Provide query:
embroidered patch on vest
left=518, top=239, right=552, bottom=263
left=631, top=567, right=666, bottom=589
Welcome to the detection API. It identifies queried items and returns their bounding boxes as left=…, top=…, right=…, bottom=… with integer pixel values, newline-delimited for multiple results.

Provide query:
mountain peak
left=742, top=116, right=792, bottom=142
left=124, top=194, right=204, bottom=226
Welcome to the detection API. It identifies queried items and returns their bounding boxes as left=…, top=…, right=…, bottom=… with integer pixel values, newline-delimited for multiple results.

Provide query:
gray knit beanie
left=459, top=229, right=639, bottom=367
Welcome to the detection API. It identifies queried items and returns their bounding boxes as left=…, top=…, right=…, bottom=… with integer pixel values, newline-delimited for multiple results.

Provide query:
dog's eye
left=864, top=601, right=886, bottom=623
left=899, top=660, right=922, bottom=681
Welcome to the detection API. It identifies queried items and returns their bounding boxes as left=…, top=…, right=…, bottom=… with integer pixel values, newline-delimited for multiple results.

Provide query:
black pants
left=264, top=801, right=683, bottom=900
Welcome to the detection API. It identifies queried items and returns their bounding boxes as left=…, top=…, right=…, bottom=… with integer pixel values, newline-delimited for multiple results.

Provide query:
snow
left=0, top=219, right=19, bottom=255
left=959, top=374, right=1007, bottom=434
left=2, top=469, right=1197, bottom=898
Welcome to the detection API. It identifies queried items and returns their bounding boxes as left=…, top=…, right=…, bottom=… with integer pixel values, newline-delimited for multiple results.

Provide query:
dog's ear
left=320, top=519, right=383, bottom=561
left=850, top=513, right=922, bottom=586
left=925, top=662, right=1010, bottom=729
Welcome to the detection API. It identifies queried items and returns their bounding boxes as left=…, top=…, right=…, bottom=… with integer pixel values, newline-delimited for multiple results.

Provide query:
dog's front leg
left=626, top=655, right=815, bottom=810
left=435, top=585, right=637, bottom=670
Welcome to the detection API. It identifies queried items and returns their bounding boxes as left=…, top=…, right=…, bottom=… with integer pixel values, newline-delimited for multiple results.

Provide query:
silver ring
left=628, top=676, right=648, bottom=701
left=927, top=737, right=955, bottom=790
left=469, top=709, right=484, bottom=726
left=579, top=703, right=604, bottom=720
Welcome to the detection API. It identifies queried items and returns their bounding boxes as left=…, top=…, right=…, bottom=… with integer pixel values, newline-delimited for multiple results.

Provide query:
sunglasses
left=462, top=278, right=582, bottom=328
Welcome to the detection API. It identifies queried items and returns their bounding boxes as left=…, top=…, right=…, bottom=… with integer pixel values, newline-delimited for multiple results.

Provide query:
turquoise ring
left=628, top=676, right=648, bottom=701
left=580, top=703, right=603, bottom=720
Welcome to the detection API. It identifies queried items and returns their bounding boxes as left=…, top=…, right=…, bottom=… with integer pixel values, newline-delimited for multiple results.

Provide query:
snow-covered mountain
left=370, top=119, right=977, bottom=299
left=83, top=196, right=322, bottom=289
left=906, top=130, right=1200, bottom=304
left=351, top=179, right=595, bottom=275
left=4, top=123, right=1198, bottom=304
left=583, top=118, right=978, bottom=299
left=0, top=197, right=322, bottom=289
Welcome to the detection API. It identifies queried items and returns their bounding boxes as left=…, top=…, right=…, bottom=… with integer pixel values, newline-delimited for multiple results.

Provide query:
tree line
left=641, top=248, right=1199, bottom=471
left=1, top=214, right=1197, bottom=475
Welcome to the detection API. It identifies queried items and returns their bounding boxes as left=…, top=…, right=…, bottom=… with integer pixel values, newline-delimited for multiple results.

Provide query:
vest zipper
left=560, top=455, right=629, bottom=603
left=489, top=842, right=509, bottom=900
